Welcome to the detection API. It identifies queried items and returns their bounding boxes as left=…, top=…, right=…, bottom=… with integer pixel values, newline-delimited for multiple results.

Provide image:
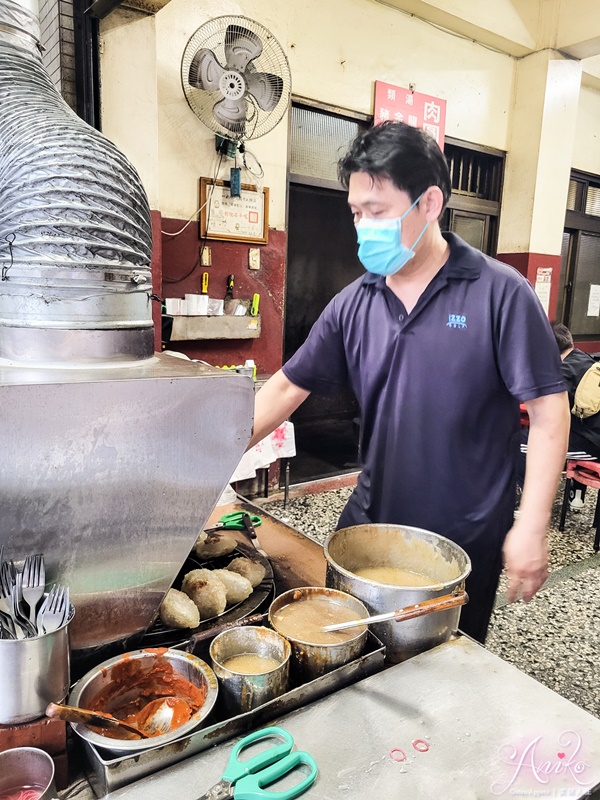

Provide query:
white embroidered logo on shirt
left=446, top=314, right=467, bottom=329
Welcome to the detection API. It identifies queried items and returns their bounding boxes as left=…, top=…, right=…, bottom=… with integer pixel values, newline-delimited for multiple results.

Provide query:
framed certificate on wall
left=199, top=178, right=269, bottom=244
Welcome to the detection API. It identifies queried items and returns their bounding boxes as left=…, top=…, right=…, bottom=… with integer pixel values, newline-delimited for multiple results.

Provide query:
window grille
left=444, top=144, right=503, bottom=201
left=452, top=213, right=486, bottom=251
left=567, top=179, right=585, bottom=212
left=570, top=232, right=600, bottom=337
left=290, top=105, right=364, bottom=184
left=585, top=186, right=600, bottom=217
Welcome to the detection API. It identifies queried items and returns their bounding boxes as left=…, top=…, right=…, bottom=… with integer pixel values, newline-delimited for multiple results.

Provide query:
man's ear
left=421, top=186, right=445, bottom=222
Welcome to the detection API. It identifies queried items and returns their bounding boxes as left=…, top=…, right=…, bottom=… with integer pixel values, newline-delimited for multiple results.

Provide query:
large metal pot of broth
left=324, top=525, right=471, bottom=664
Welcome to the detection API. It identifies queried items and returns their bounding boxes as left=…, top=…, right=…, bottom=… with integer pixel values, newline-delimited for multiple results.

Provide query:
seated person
left=517, top=323, right=600, bottom=511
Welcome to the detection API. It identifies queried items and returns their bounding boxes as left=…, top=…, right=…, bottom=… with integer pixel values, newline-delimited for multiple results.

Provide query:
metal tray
left=79, top=630, right=386, bottom=798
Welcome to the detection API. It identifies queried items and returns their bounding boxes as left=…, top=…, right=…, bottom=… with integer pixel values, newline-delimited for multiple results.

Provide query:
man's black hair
left=338, top=121, right=452, bottom=209
left=551, top=322, right=573, bottom=354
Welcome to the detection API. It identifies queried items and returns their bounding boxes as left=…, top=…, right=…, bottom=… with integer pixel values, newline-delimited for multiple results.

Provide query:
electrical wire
left=1, top=232, right=15, bottom=280
left=160, top=197, right=210, bottom=237
left=240, top=144, right=264, bottom=181
left=370, top=0, right=520, bottom=59
left=163, top=152, right=224, bottom=286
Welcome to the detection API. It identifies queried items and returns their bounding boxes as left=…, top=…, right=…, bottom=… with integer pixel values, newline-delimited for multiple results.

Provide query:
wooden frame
left=199, top=178, right=269, bottom=244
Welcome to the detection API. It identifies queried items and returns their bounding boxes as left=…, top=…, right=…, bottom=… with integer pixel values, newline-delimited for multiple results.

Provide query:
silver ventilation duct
left=0, top=0, right=255, bottom=660
left=0, top=0, right=153, bottom=363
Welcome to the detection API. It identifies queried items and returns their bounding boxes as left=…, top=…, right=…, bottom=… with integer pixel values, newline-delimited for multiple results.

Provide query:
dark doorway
left=559, top=172, right=600, bottom=340
left=285, top=183, right=363, bottom=482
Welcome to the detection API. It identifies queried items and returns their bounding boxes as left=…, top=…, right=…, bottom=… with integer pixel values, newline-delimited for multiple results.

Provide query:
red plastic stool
left=559, top=460, right=600, bottom=551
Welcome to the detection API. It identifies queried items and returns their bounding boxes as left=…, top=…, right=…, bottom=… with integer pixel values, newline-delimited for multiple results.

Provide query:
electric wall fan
left=181, top=16, right=291, bottom=142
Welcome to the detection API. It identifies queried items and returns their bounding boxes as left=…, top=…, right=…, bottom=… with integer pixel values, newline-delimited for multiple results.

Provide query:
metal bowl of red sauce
left=68, top=647, right=218, bottom=753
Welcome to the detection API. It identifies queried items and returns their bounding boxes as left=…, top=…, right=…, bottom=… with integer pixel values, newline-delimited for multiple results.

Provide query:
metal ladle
left=322, top=590, right=469, bottom=632
left=46, top=696, right=189, bottom=738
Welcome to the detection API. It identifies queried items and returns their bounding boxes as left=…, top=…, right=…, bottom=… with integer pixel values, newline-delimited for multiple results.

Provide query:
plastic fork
left=0, top=560, right=16, bottom=618
left=0, top=610, right=16, bottom=640
left=0, top=561, right=17, bottom=635
left=39, top=584, right=69, bottom=634
left=10, top=573, right=37, bottom=638
left=22, top=554, right=45, bottom=628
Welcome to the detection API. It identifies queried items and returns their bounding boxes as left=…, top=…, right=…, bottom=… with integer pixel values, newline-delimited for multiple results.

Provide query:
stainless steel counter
left=104, top=636, right=600, bottom=800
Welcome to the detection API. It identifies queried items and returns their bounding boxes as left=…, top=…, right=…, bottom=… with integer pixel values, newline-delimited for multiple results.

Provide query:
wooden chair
left=558, top=460, right=600, bottom=552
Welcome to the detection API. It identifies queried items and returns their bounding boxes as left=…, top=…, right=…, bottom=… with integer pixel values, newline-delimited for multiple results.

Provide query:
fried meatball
left=194, top=532, right=238, bottom=560
left=181, top=569, right=227, bottom=618
left=212, top=569, right=253, bottom=605
left=195, top=531, right=208, bottom=547
left=159, top=589, right=200, bottom=629
left=226, top=557, right=266, bottom=589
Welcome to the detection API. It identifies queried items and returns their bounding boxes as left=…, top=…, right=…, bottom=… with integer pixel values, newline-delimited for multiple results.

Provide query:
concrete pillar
left=99, top=8, right=162, bottom=349
left=497, top=50, right=582, bottom=320
left=99, top=7, right=160, bottom=211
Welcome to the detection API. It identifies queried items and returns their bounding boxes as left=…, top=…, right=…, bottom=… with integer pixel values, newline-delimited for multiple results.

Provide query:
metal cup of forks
left=0, top=553, right=45, bottom=640
left=0, top=590, right=74, bottom=724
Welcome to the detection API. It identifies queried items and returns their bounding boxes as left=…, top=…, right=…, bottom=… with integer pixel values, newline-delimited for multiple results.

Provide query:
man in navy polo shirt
left=251, top=122, right=570, bottom=643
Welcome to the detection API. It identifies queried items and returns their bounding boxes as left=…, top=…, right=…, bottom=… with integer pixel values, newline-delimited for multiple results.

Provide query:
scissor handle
left=234, top=751, right=318, bottom=800
left=218, top=512, right=262, bottom=530
left=223, top=727, right=294, bottom=784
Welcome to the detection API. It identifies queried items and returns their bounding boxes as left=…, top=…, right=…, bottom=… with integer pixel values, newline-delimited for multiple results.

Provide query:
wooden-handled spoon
left=46, top=702, right=150, bottom=738
left=321, top=590, right=469, bottom=632
left=46, top=697, right=190, bottom=737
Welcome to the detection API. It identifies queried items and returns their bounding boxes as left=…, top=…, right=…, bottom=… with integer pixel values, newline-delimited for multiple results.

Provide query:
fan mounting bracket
left=215, top=134, right=239, bottom=158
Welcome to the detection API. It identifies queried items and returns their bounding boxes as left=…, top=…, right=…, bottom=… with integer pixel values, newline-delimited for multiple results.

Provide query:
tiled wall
left=39, top=0, right=76, bottom=111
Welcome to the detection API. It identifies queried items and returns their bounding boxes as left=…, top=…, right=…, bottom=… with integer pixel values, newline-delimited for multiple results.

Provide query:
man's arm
left=503, top=391, right=570, bottom=603
left=248, top=369, right=311, bottom=449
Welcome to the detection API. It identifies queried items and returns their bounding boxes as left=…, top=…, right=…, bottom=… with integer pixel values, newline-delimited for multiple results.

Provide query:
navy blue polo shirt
left=283, top=233, right=565, bottom=565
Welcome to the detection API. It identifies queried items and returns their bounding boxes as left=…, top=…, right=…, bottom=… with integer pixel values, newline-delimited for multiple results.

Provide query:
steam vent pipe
left=0, top=0, right=154, bottom=363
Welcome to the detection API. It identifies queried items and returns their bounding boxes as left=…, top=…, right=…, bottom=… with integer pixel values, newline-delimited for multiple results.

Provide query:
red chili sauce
left=87, top=655, right=206, bottom=739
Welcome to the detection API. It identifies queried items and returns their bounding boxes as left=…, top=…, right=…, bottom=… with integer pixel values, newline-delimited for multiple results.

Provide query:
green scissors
left=206, top=512, right=262, bottom=533
left=197, top=726, right=318, bottom=800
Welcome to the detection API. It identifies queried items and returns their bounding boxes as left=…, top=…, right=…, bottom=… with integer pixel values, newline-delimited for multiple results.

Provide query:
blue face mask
left=355, top=195, right=429, bottom=276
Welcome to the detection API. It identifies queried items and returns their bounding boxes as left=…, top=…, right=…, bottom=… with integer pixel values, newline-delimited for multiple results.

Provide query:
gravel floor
left=263, top=480, right=600, bottom=719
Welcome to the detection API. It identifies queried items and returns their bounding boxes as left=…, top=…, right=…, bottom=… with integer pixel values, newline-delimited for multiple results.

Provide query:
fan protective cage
left=181, top=15, right=291, bottom=141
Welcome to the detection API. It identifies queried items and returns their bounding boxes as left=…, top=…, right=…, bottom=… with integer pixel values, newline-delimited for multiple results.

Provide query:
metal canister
left=324, top=524, right=471, bottom=664
left=0, top=747, right=57, bottom=800
left=210, top=626, right=290, bottom=714
left=0, top=610, right=73, bottom=725
left=268, top=587, right=369, bottom=682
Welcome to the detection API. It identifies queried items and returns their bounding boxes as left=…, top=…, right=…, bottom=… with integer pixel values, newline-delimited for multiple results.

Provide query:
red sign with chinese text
left=374, top=81, right=446, bottom=150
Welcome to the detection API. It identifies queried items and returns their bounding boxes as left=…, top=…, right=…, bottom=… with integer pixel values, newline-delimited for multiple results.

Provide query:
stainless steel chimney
left=0, top=0, right=254, bottom=658
left=0, top=0, right=153, bottom=364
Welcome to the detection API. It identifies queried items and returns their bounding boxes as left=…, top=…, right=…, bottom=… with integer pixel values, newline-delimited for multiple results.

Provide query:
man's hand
left=502, top=517, right=549, bottom=603
left=505, top=391, right=568, bottom=603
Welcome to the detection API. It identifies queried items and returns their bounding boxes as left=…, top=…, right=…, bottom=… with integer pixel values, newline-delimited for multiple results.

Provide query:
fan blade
left=213, top=97, right=248, bottom=133
left=188, top=48, right=224, bottom=91
left=245, top=71, right=283, bottom=112
left=224, top=24, right=263, bottom=72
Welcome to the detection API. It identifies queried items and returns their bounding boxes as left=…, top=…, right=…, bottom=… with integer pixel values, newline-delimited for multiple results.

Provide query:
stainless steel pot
left=0, top=747, right=57, bottom=800
left=268, top=587, right=368, bottom=682
left=324, top=524, right=471, bottom=663
left=0, top=608, right=73, bottom=725
left=210, top=626, right=290, bottom=714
